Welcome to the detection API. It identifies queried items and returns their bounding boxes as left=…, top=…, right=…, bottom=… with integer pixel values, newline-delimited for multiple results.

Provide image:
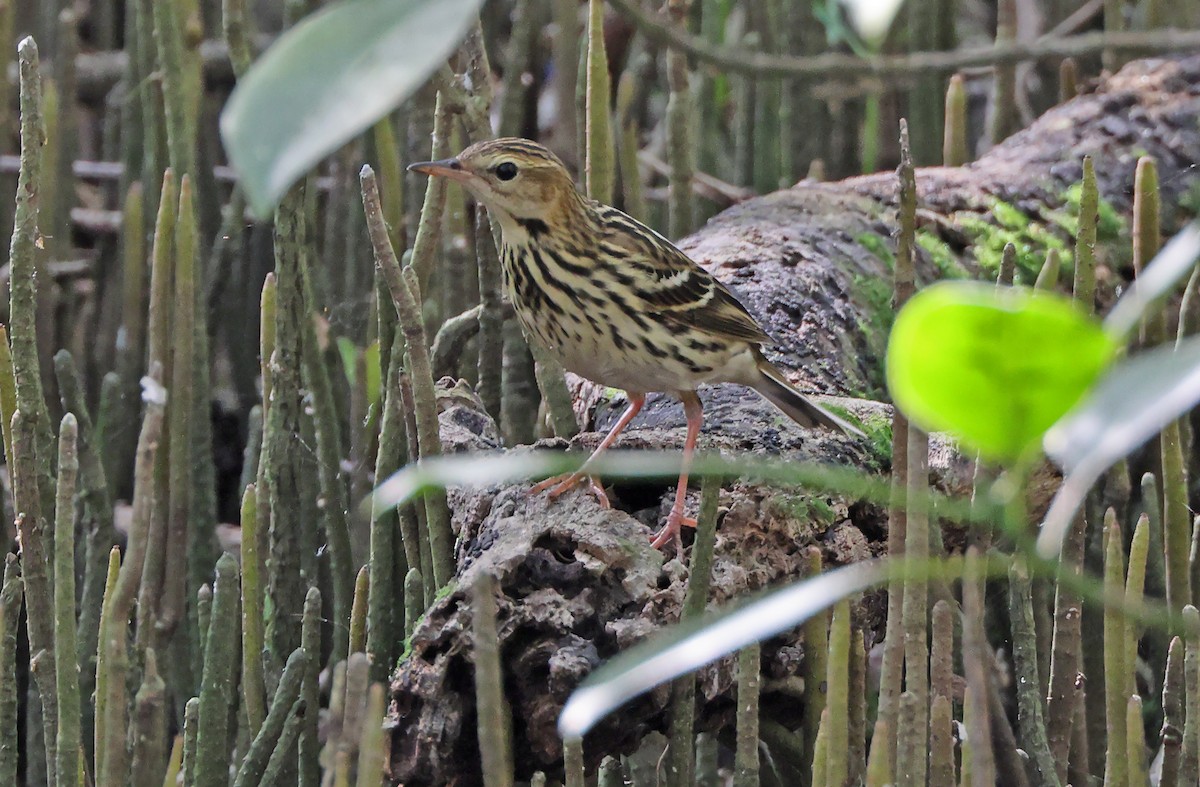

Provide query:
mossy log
left=388, top=55, right=1200, bottom=785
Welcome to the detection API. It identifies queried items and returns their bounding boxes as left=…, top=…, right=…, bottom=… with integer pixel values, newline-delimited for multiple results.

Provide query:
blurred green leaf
left=1104, top=223, right=1200, bottom=340
left=364, top=340, right=382, bottom=404
left=1039, top=335, right=1200, bottom=556
left=219, top=0, right=483, bottom=217
left=557, top=538, right=1181, bottom=739
left=559, top=559, right=893, bottom=738
left=335, top=339, right=381, bottom=403
left=367, top=450, right=997, bottom=527
left=886, top=281, right=1117, bottom=463
left=336, top=337, right=358, bottom=386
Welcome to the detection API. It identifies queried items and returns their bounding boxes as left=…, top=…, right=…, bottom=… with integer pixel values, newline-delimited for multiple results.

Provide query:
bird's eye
left=494, top=162, right=519, bottom=181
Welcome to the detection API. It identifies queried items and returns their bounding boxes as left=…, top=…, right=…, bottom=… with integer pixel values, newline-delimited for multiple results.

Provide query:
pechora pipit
left=411, top=138, right=861, bottom=552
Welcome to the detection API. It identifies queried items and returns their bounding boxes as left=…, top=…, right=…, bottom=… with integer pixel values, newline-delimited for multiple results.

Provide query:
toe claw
left=585, top=476, right=611, bottom=509
left=547, top=479, right=573, bottom=499
left=649, top=509, right=695, bottom=555
left=531, top=472, right=610, bottom=508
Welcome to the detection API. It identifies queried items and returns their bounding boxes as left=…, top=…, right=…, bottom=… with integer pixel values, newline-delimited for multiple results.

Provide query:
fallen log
left=387, top=54, right=1200, bottom=785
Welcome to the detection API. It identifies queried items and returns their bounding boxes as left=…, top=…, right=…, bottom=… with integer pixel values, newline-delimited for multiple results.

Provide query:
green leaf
left=886, top=281, right=1117, bottom=463
left=219, top=0, right=483, bottom=217
left=336, top=337, right=358, bottom=387
left=1038, top=335, right=1200, bottom=556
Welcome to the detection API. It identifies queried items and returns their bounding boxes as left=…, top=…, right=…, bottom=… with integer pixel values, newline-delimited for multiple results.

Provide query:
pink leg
left=532, top=393, right=647, bottom=507
left=651, top=392, right=703, bottom=553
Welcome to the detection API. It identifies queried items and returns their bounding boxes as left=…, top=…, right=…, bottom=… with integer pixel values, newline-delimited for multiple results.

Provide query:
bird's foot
left=650, top=509, right=697, bottom=555
left=531, top=472, right=611, bottom=509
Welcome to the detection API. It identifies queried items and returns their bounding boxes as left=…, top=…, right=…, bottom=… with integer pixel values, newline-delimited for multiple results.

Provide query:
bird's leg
left=651, top=392, right=703, bottom=553
left=532, top=392, right=646, bottom=508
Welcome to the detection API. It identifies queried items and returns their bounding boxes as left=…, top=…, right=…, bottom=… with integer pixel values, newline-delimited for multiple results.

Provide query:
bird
left=409, top=138, right=861, bottom=552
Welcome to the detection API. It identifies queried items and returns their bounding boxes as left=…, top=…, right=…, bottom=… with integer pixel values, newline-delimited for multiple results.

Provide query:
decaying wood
left=388, top=55, right=1200, bottom=785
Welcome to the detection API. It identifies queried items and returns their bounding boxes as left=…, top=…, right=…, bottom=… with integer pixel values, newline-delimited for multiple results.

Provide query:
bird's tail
left=750, top=353, right=865, bottom=438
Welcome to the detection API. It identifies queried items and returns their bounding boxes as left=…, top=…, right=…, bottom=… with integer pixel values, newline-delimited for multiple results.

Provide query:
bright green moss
left=857, top=410, right=894, bottom=469
left=916, top=230, right=969, bottom=279
left=820, top=403, right=889, bottom=469
left=856, top=231, right=895, bottom=269
left=991, top=198, right=1028, bottom=230
left=956, top=200, right=1068, bottom=283
left=1058, top=183, right=1123, bottom=240
left=398, top=626, right=417, bottom=664
left=851, top=272, right=895, bottom=338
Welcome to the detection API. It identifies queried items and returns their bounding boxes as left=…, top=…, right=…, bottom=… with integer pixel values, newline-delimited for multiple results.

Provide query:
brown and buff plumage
left=411, top=138, right=860, bottom=551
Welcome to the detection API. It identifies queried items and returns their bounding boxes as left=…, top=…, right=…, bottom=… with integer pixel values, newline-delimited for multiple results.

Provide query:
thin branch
left=607, top=0, right=1200, bottom=80
left=68, top=35, right=271, bottom=101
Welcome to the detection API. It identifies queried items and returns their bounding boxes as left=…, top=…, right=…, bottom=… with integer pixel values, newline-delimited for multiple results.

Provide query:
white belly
left=521, top=306, right=757, bottom=394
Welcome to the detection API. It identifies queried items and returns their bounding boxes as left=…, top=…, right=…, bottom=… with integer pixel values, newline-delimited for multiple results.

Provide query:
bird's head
left=408, top=138, right=584, bottom=231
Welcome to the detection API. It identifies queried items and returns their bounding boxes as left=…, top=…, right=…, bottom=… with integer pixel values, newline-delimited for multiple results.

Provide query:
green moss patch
left=955, top=199, right=1068, bottom=283
left=1049, top=183, right=1123, bottom=240
left=856, top=231, right=896, bottom=270
left=916, top=230, right=970, bottom=279
left=857, top=410, right=894, bottom=469
left=763, top=490, right=837, bottom=528
left=850, top=271, right=896, bottom=341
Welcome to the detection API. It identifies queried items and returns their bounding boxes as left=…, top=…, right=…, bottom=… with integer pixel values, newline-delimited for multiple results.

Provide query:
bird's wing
left=596, top=206, right=773, bottom=345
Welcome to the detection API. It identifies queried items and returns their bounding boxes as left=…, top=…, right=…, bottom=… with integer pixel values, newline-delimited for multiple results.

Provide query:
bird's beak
left=407, top=158, right=471, bottom=183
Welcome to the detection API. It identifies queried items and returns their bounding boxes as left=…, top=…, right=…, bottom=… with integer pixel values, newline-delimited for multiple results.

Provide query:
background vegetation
left=1, top=0, right=1199, bottom=784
